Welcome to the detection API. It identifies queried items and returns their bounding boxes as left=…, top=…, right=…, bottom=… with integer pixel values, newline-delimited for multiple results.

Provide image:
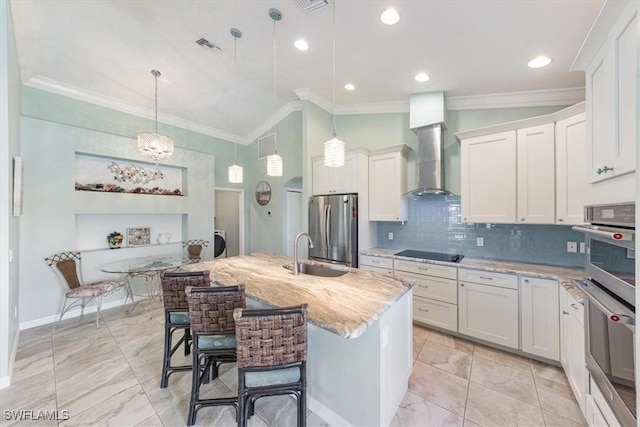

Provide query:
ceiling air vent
left=258, top=134, right=276, bottom=159
left=195, top=38, right=221, bottom=52
left=296, top=0, right=328, bottom=14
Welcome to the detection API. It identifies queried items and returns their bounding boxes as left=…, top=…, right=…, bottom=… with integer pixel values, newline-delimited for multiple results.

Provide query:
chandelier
left=138, top=69, right=174, bottom=163
left=267, top=8, right=283, bottom=177
left=228, top=28, right=244, bottom=184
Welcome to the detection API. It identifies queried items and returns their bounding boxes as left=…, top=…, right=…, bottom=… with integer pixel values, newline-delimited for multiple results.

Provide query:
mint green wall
left=246, top=111, right=303, bottom=254
left=0, top=0, right=22, bottom=385
left=334, top=113, right=418, bottom=153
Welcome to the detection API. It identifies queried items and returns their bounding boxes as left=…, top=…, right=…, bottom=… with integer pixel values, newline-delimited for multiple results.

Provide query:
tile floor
left=1, top=298, right=586, bottom=427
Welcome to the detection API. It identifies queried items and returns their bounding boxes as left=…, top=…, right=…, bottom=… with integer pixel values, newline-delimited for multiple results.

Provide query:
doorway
left=214, top=188, right=244, bottom=257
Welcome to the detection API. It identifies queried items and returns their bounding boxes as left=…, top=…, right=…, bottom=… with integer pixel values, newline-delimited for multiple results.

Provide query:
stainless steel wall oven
left=573, top=202, right=635, bottom=427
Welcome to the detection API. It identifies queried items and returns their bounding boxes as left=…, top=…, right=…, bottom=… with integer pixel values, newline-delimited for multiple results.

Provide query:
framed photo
left=12, top=157, right=23, bottom=217
left=127, top=227, right=151, bottom=246
left=255, top=181, right=271, bottom=206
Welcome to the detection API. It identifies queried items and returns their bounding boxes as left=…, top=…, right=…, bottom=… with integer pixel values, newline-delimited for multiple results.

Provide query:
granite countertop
left=182, top=253, right=413, bottom=339
left=361, top=247, right=588, bottom=303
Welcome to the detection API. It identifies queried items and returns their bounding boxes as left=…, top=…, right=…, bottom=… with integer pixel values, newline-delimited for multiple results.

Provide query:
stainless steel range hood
left=404, top=92, right=452, bottom=196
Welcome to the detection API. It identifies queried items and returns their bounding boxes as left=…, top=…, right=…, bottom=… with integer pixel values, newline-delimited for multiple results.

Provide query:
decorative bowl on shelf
left=108, top=231, right=123, bottom=249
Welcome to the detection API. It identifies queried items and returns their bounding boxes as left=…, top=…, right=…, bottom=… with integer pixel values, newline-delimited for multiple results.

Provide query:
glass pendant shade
left=266, top=153, right=283, bottom=177
left=324, top=136, right=345, bottom=167
left=137, top=132, right=174, bottom=163
left=228, top=162, right=244, bottom=183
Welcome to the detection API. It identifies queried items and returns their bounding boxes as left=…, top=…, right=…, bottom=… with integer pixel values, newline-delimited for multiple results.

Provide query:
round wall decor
left=255, top=181, right=272, bottom=206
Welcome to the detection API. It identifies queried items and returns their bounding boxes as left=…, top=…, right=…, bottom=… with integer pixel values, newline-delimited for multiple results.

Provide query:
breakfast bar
left=183, top=253, right=414, bottom=427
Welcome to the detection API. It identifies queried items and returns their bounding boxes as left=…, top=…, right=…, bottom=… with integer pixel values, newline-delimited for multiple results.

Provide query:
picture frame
left=255, top=181, right=271, bottom=206
left=127, top=227, right=151, bottom=246
left=12, top=157, right=23, bottom=217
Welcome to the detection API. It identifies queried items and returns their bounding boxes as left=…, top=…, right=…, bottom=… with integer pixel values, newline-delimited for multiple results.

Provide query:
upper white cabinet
left=516, top=124, right=556, bottom=224
left=369, top=145, right=409, bottom=222
left=574, top=2, right=638, bottom=183
left=520, top=276, right=559, bottom=361
left=460, top=131, right=517, bottom=223
left=312, top=153, right=359, bottom=195
left=555, top=113, right=586, bottom=225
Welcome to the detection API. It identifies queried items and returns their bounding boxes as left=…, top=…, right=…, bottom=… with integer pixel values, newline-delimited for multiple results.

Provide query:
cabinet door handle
left=597, top=166, right=614, bottom=175
left=524, top=279, right=529, bottom=283
left=562, top=310, right=570, bottom=315
left=371, top=260, right=380, bottom=264
left=418, top=267, right=429, bottom=271
left=570, top=303, right=580, bottom=310
left=460, top=283, right=465, bottom=287
left=463, top=218, right=467, bottom=221
left=521, top=218, right=525, bottom=221
left=418, top=284, right=429, bottom=288
left=558, top=218, right=563, bottom=222
left=418, top=308, right=429, bottom=313
left=479, top=276, right=493, bottom=280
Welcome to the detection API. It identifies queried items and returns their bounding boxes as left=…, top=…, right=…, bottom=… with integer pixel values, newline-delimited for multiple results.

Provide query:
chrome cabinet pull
left=558, top=218, right=563, bottom=222
left=524, top=279, right=529, bottom=283
left=418, top=284, right=429, bottom=288
left=562, top=310, right=570, bottom=315
left=418, top=308, right=429, bottom=312
left=479, top=276, right=493, bottom=280
left=597, top=166, right=614, bottom=175
left=418, top=267, right=429, bottom=271
left=570, top=303, right=580, bottom=310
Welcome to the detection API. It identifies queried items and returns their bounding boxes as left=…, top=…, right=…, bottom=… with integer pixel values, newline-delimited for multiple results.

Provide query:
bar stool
left=233, top=304, right=308, bottom=427
left=160, top=271, right=210, bottom=388
left=185, top=285, right=246, bottom=426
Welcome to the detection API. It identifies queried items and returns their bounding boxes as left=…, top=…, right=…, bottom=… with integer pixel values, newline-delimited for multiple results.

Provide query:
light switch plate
left=579, top=242, right=586, bottom=253
left=388, top=232, right=394, bottom=240
left=476, top=237, right=484, bottom=247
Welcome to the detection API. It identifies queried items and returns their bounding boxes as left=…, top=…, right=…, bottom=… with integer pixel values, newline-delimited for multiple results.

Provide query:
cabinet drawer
left=458, top=268, right=518, bottom=290
left=413, top=296, right=457, bottom=332
left=360, top=264, right=393, bottom=275
left=563, top=289, right=584, bottom=327
left=393, top=259, right=457, bottom=280
left=395, top=271, right=457, bottom=304
left=360, top=255, right=393, bottom=269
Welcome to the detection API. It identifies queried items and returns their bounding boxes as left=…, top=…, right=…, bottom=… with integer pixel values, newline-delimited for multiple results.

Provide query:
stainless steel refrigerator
left=308, top=194, right=358, bottom=267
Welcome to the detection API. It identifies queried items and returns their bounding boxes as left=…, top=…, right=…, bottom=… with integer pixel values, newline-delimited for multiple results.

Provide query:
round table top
left=100, top=254, right=185, bottom=274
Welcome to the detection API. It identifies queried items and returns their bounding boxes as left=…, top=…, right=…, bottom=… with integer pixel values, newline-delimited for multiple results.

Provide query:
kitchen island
left=183, top=253, right=414, bottom=427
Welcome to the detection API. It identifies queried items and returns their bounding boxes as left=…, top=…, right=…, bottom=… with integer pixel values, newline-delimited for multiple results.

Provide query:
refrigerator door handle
left=326, top=204, right=332, bottom=250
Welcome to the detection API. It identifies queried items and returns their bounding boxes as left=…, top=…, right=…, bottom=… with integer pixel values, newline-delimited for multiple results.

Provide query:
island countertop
left=182, top=253, right=413, bottom=339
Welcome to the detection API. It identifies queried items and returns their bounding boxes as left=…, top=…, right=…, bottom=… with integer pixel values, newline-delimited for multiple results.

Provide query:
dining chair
left=185, top=284, right=246, bottom=426
left=183, top=239, right=209, bottom=264
left=45, top=251, right=125, bottom=328
left=234, top=304, right=308, bottom=427
left=160, top=270, right=210, bottom=388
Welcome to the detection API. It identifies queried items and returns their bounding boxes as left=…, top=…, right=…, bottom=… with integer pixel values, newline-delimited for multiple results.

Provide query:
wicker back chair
left=182, top=239, right=209, bottom=264
left=45, top=252, right=125, bottom=329
left=234, top=304, right=308, bottom=427
left=185, top=284, right=245, bottom=426
left=159, top=271, right=210, bottom=388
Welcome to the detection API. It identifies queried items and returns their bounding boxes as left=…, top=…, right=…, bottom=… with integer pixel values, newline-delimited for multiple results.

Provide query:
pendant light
left=323, top=0, right=345, bottom=167
left=228, top=28, right=244, bottom=184
left=137, top=70, right=174, bottom=163
left=266, top=8, right=283, bottom=177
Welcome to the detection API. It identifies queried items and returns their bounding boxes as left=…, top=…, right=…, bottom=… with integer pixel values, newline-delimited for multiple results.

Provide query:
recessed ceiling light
left=344, top=83, right=355, bottom=91
left=294, top=39, right=309, bottom=51
left=415, top=72, right=430, bottom=82
left=380, top=8, right=400, bottom=25
left=527, top=56, right=552, bottom=68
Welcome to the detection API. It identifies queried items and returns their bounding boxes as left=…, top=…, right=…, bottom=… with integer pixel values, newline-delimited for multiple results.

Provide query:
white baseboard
left=19, top=297, right=130, bottom=330
left=0, top=328, right=21, bottom=389
left=308, top=395, right=353, bottom=427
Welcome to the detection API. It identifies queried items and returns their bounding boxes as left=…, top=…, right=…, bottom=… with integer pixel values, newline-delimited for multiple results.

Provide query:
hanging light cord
left=154, top=73, right=159, bottom=134
left=233, top=34, right=238, bottom=164
left=273, top=17, right=277, bottom=154
left=332, top=0, right=337, bottom=138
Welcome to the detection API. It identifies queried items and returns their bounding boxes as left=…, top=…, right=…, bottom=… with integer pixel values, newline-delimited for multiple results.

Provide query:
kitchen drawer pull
left=418, top=266, right=429, bottom=270
left=570, top=303, right=580, bottom=310
left=371, top=260, right=380, bottom=264
left=524, top=279, right=529, bottom=283
left=562, top=310, right=570, bottom=315
left=597, top=166, right=614, bottom=175
left=479, top=276, right=493, bottom=280
left=418, top=308, right=429, bottom=313
left=460, top=283, right=465, bottom=287
left=418, top=284, right=429, bottom=288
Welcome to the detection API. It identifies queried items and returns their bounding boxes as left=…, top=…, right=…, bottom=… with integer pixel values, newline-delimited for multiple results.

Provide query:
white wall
left=0, top=0, right=22, bottom=388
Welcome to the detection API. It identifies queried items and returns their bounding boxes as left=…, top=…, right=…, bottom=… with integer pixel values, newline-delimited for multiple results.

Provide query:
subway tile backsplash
left=376, top=195, right=585, bottom=267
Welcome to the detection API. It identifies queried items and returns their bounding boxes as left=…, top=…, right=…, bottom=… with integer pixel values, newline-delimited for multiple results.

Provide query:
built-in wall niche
left=75, top=153, right=184, bottom=196
left=75, top=214, right=183, bottom=251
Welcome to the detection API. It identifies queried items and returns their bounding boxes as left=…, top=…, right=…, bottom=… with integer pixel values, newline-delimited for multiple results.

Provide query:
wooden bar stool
left=159, top=271, right=210, bottom=388
left=185, top=284, right=245, bottom=426
left=233, top=304, right=308, bottom=427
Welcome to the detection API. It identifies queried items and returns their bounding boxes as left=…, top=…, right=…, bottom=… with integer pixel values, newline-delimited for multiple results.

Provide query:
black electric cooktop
left=394, top=249, right=464, bottom=264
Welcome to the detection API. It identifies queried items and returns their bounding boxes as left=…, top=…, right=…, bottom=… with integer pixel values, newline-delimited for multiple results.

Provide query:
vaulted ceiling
left=10, top=0, right=604, bottom=143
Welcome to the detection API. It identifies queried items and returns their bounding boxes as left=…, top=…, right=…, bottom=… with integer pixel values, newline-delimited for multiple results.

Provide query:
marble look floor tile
left=106, top=316, right=162, bottom=345
left=543, top=409, right=587, bottom=427
left=462, top=418, right=481, bottom=427
left=306, top=411, right=331, bottom=427
left=427, top=331, right=474, bottom=354
left=253, top=394, right=308, bottom=427
left=408, top=360, right=468, bottom=417
left=56, top=356, right=139, bottom=416
left=133, top=414, right=164, bottom=427
left=0, top=395, right=58, bottom=427
left=18, top=324, right=51, bottom=342
left=413, top=324, right=432, bottom=343
left=219, top=365, right=239, bottom=392
left=391, top=391, right=463, bottom=427
left=530, top=359, right=570, bottom=386
left=473, top=344, right=531, bottom=372
left=465, top=382, right=545, bottom=427
left=12, top=342, right=54, bottom=384
left=469, top=356, right=538, bottom=406
left=0, top=370, right=57, bottom=413
left=216, top=413, right=268, bottom=427
left=139, top=372, right=192, bottom=414
left=60, top=384, right=155, bottom=427
left=54, top=338, right=122, bottom=375
left=535, top=376, right=584, bottom=424
left=417, top=341, right=472, bottom=380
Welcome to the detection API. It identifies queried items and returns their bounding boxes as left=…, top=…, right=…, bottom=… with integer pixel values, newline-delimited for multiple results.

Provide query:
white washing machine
left=214, top=230, right=227, bottom=258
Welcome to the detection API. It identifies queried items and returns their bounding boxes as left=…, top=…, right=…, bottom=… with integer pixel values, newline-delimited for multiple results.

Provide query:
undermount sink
left=284, top=262, right=348, bottom=278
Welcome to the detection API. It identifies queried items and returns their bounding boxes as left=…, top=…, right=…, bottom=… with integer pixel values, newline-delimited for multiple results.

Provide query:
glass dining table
left=100, top=254, right=186, bottom=312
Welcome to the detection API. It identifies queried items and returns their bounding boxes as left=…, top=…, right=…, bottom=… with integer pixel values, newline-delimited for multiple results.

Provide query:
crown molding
left=335, top=100, right=409, bottom=115
left=446, top=87, right=585, bottom=111
left=242, top=100, right=302, bottom=145
left=294, top=88, right=334, bottom=114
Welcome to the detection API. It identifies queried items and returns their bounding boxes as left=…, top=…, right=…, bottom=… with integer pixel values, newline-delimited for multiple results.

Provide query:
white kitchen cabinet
left=395, top=259, right=458, bottom=332
left=458, top=269, right=519, bottom=349
left=585, top=395, right=609, bottom=427
left=359, top=255, right=394, bottom=275
left=588, top=377, right=622, bottom=427
left=520, top=276, right=559, bottom=361
left=576, top=2, right=637, bottom=184
left=369, top=145, right=409, bottom=222
left=516, top=124, right=556, bottom=224
left=560, top=286, right=587, bottom=416
left=555, top=113, right=587, bottom=225
left=312, top=153, right=358, bottom=195
left=460, top=131, right=517, bottom=223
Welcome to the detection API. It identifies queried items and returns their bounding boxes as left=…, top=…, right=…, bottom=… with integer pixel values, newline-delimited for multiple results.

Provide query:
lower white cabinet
left=360, top=255, right=393, bottom=275
left=458, top=275, right=519, bottom=349
left=588, top=377, right=622, bottom=427
left=520, top=276, right=560, bottom=361
left=560, top=286, right=588, bottom=416
left=412, top=297, right=457, bottom=332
